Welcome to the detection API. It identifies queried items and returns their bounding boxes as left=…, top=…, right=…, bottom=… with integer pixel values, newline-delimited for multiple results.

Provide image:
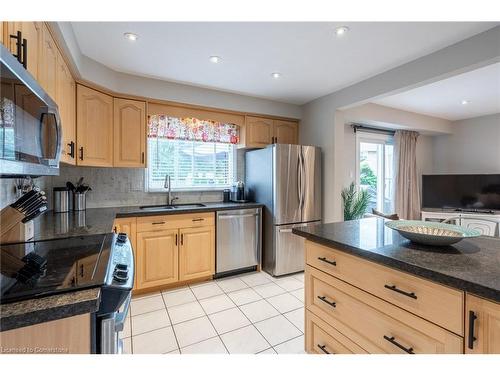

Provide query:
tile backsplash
left=1, top=149, right=247, bottom=210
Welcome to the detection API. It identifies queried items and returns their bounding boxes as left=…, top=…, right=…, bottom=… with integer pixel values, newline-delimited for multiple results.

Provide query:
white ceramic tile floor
left=125, top=271, right=305, bottom=354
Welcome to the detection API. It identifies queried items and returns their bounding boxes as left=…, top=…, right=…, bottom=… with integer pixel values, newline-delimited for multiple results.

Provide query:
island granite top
left=293, top=217, right=500, bottom=303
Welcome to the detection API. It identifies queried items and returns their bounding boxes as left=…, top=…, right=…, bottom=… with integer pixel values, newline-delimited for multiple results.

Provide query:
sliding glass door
left=356, top=132, right=394, bottom=214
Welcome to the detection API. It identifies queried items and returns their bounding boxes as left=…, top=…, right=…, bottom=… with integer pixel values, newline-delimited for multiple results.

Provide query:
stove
left=0, top=232, right=134, bottom=353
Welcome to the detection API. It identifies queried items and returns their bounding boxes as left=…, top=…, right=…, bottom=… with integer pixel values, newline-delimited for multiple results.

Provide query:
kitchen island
left=292, top=217, right=500, bottom=354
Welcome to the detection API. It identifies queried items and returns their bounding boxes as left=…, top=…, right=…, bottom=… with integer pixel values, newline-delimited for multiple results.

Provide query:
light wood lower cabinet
left=466, top=294, right=500, bottom=353
left=179, top=226, right=215, bottom=281
left=0, top=313, right=91, bottom=354
left=136, top=229, right=179, bottom=289
left=131, top=213, right=215, bottom=291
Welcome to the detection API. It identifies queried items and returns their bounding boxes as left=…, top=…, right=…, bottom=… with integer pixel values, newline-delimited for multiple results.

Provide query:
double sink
left=139, top=203, right=207, bottom=211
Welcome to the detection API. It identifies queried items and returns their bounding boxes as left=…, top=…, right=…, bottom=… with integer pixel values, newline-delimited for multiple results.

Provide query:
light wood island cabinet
left=466, top=294, right=500, bottom=354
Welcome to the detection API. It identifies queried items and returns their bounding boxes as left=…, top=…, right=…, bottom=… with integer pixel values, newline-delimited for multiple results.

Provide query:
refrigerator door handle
left=299, top=147, right=305, bottom=212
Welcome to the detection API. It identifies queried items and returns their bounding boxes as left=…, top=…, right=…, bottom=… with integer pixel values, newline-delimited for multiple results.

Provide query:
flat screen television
left=422, top=174, right=500, bottom=211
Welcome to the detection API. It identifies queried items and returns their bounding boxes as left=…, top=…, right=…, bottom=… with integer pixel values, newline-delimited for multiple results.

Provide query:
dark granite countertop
left=1, top=201, right=262, bottom=331
left=0, top=288, right=100, bottom=332
left=293, top=217, right=500, bottom=303
left=31, top=201, right=263, bottom=242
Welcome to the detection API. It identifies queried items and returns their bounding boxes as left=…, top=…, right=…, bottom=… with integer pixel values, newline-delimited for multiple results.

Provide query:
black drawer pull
left=383, top=335, right=414, bottom=354
left=318, top=257, right=336, bottom=266
left=192, top=218, right=204, bottom=222
left=317, top=344, right=332, bottom=354
left=384, top=284, right=417, bottom=299
left=468, top=310, right=478, bottom=350
left=317, top=295, right=336, bottom=308
left=152, top=221, right=166, bottom=225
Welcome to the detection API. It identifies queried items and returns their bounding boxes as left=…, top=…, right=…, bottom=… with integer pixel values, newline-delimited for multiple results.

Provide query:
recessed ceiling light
left=209, top=56, right=222, bottom=63
left=335, top=26, right=349, bottom=37
left=271, top=72, right=282, bottom=79
left=461, top=99, right=471, bottom=105
left=123, top=32, right=139, bottom=41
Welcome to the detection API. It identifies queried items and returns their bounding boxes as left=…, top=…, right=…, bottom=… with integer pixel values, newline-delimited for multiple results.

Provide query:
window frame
left=355, top=131, right=394, bottom=213
left=145, top=138, right=238, bottom=193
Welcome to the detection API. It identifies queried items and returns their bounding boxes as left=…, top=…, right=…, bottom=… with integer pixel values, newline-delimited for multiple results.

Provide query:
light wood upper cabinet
left=136, top=229, right=179, bottom=289
left=5, top=22, right=42, bottom=80
left=39, top=24, right=58, bottom=100
left=57, top=51, right=76, bottom=165
left=113, top=98, right=146, bottom=167
left=466, top=294, right=500, bottom=354
left=76, top=84, right=114, bottom=167
left=274, top=119, right=298, bottom=144
left=243, top=116, right=299, bottom=148
left=179, top=226, right=215, bottom=282
left=245, top=116, right=274, bottom=147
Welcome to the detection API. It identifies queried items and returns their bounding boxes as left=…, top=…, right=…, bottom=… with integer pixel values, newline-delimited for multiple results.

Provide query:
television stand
left=421, top=209, right=500, bottom=237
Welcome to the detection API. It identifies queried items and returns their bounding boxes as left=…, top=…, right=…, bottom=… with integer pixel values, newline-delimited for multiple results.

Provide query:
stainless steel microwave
left=0, top=43, right=61, bottom=177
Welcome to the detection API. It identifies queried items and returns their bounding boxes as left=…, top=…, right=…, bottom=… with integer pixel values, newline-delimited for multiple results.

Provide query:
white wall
left=301, top=26, right=500, bottom=223
left=52, top=23, right=302, bottom=119
left=433, top=113, right=500, bottom=174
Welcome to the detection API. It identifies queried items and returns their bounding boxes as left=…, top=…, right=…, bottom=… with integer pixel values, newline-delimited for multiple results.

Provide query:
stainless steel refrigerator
left=246, top=144, right=322, bottom=276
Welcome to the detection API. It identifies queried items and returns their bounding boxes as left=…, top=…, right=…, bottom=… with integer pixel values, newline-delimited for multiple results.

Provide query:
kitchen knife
left=22, top=206, right=48, bottom=223
left=10, top=190, right=37, bottom=209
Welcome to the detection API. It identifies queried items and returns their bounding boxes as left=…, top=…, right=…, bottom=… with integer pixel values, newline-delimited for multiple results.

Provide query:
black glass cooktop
left=0, top=234, right=113, bottom=304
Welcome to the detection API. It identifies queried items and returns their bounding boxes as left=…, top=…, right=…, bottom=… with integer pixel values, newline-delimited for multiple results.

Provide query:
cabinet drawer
left=306, top=241, right=464, bottom=335
left=136, top=212, right=214, bottom=232
left=306, top=310, right=367, bottom=354
left=305, top=266, right=463, bottom=354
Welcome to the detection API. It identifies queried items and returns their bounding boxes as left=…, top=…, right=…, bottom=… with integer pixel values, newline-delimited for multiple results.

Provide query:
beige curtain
left=394, top=130, right=420, bottom=220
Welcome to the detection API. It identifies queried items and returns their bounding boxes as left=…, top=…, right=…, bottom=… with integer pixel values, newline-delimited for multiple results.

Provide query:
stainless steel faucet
left=164, top=174, right=172, bottom=205
left=164, top=174, right=179, bottom=205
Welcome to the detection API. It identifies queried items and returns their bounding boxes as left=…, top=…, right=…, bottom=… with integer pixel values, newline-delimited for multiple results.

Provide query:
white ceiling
left=70, top=22, right=497, bottom=105
left=374, top=62, right=500, bottom=121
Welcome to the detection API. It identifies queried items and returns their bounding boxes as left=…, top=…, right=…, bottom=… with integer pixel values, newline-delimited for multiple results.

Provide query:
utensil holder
left=73, top=193, right=86, bottom=211
left=53, top=187, right=71, bottom=213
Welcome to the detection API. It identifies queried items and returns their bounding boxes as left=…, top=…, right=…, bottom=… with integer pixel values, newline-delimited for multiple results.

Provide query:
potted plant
left=341, top=182, right=371, bottom=221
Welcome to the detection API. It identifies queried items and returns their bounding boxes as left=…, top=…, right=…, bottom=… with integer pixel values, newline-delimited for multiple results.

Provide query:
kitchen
left=1, top=2, right=500, bottom=372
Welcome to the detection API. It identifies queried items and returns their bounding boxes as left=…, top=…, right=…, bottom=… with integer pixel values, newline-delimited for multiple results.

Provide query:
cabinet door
left=466, top=294, right=500, bottom=354
left=136, top=229, right=179, bottom=289
left=113, top=98, right=146, bottom=167
left=245, top=116, right=273, bottom=148
left=461, top=218, right=498, bottom=237
left=39, top=24, right=58, bottom=100
left=76, top=84, right=114, bottom=167
left=179, top=226, right=215, bottom=281
left=5, top=22, right=42, bottom=80
left=274, top=120, right=298, bottom=144
left=57, top=52, right=76, bottom=165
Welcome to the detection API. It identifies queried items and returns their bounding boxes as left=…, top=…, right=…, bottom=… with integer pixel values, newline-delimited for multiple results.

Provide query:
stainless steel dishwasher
left=216, top=208, right=261, bottom=276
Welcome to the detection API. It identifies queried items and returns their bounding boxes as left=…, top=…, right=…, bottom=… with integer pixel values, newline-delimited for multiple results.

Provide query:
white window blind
left=147, top=138, right=235, bottom=191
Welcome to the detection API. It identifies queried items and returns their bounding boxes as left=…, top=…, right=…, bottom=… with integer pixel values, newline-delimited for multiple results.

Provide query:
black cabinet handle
left=317, top=344, right=332, bottom=354
left=175, top=233, right=178, bottom=246
left=141, top=152, right=145, bottom=164
left=317, top=295, right=336, bottom=308
left=318, top=256, right=336, bottom=266
left=468, top=310, right=478, bottom=350
left=9, top=31, right=27, bottom=68
left=383, top=335, right=414, bottom=354
left=192, top=218, right=204, bottom=222
left=384, top=284, right=417, bottom=299
left=68, top=141, right=75, bottom=158
left=79, top=147, right=84, bottom=160
left=181, top=233, right=184, bottom=245
left=22, top=36, right=27, bottom=69
left=152, top=221, right=166, bottom=225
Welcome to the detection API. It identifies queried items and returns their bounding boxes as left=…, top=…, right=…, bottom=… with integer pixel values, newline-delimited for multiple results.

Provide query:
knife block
left=0, top=206, right=25, bottom=237
left=0, top=220, right=34, bottom=244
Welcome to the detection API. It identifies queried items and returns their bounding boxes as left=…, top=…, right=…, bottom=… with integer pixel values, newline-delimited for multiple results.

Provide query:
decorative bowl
left=385, top=220, right=481, bottom=246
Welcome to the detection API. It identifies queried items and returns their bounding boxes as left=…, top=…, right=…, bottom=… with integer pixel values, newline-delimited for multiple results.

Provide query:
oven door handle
left=114, top=293, right=132, bottom=332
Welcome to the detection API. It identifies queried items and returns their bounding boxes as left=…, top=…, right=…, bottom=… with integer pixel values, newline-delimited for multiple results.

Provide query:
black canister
left=223, top=189, right=231, bottom=202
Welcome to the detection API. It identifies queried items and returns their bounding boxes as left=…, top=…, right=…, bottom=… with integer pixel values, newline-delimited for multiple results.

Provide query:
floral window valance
left=148, top=115, right=240, bottom=144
